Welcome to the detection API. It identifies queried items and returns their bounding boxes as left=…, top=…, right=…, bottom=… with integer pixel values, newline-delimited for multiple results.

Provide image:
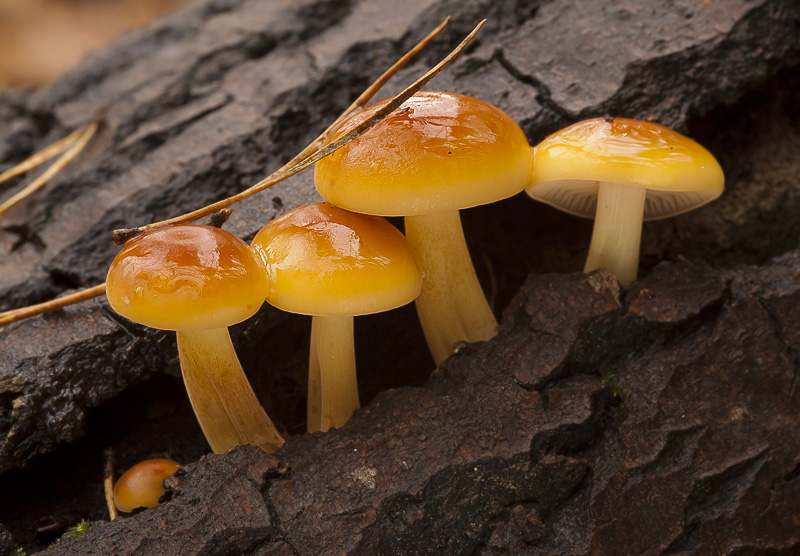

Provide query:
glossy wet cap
left=315, top=91, right=533, bottom=216
left=251, top=203, right=422, bottom=316
left=106, top=225, right=269, bottom=331
left=527, top=117, right=724, bottom=220
left=113, top=458, right=182, bottom=513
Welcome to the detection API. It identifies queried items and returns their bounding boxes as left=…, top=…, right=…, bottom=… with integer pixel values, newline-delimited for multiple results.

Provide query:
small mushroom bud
left=113, top=458, right=183, bottom=513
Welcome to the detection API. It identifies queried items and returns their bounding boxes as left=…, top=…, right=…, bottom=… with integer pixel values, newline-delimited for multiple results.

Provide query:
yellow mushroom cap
left=315, top=91, right=533, bottom=216
left=106, top=225, right=269, bottom=331
left=251, top=203, right=422, bottom=316
left=527, top=117, right=724, bottom=220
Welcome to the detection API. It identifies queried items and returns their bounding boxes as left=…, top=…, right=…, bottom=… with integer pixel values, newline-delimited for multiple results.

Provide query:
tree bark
left=1, top=0, right=799, bottom=553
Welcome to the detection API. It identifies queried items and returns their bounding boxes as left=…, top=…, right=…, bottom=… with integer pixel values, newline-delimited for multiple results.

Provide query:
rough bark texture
left=0, top=0, right=799, bottom=553
left=38, top=258, right=800, bottom=555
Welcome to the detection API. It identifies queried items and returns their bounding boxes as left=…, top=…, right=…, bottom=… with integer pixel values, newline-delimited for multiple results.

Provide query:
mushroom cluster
left=104, top=93, right=723, bottom=458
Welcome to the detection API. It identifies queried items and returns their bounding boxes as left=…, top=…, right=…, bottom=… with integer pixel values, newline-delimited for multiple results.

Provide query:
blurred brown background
left=0, top=0, right=197, bottom=89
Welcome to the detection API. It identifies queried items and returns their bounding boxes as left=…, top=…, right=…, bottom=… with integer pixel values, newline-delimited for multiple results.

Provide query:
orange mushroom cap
left=106, top=225, right=268, bottom=331
left=315, top=91, right=533, bottom=216
left=527, top=117, right=724, bottom=220
left=251, top=203, right=422, bottom=316
left=113, top=458, right=182, bottom=513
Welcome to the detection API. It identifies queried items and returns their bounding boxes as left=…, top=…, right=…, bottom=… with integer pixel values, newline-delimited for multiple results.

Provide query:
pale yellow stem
left=584, top=181, right=647, bottom=286
left=307, top=319, right=323, bottom=432
left=405, top=211, right=498, bottom=366
left=176, top=328, right=284, bottom=453
left=308, top=315, right=360, bottom=433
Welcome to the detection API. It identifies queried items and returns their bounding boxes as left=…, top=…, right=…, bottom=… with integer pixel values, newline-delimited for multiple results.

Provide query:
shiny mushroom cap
left=106, top=225, right=269, bottom=331
left=113, top=458, right=182, bottom=513
left=527, top=117, right=724, bottom=220
left=251, top=203, right=422, bottom=316
left=315, top=91, right=533, bottom=216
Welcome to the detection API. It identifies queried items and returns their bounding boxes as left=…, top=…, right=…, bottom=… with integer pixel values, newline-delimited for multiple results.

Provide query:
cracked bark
left=1, top=0, right=799, bottom=554
left=34, top=256, right=800, bottom=555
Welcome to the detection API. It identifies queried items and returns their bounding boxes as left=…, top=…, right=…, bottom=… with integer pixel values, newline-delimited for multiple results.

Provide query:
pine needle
left=0, top=121, right=99, bottom=219
left=0, top=283, right=106, bottom=327
left=0, top=126, right=86, bottom=187
left=112, top=18, right=485, bottom=244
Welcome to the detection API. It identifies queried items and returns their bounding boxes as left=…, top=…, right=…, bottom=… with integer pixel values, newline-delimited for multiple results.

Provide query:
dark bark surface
left=1, top=0, right=799, bottom=553
left=37, top=257, right=800, bottom=555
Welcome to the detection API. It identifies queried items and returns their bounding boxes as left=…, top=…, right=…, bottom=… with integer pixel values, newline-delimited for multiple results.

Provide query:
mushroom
left=526, top=117, right=724, bottom=286
left=314, top=91, right=533, bottom=365
left=113, top=458, right=182, bottom=513
left=251, top=202, right=422, bottom=432
left=106, top=225, right=284, bottom=453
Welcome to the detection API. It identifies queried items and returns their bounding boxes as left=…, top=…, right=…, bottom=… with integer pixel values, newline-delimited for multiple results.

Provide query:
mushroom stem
left=176, top=328, right=284, bottom=453
left=308, top=315, right=360, bottom=432
left=405, top=210, right=498, bottom=365
left=583, top=181, right=647, bottom=286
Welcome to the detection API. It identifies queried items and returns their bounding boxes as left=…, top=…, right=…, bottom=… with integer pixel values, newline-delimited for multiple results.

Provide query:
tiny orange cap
left=113, top=458, right=182, bottom=513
